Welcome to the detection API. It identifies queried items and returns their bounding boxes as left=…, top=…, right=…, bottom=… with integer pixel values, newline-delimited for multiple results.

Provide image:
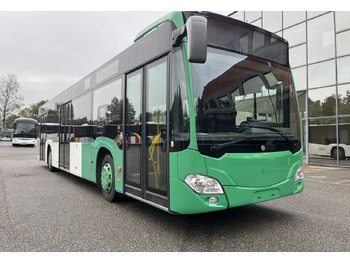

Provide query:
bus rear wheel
left=48, top=149, right=57, bottom=172
left=100, top=154, right=119, bottom=202
left=331, top=147, right=346, bottom=160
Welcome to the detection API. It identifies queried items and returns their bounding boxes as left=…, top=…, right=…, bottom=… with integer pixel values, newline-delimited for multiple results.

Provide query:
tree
left=0, top=74, right=24, bottom=129
left=20, top=99, right=48, bottom=120
left=308, top=98, right=321, bottom=117
left=4, top=114, right=18, bottom=129
left=339, top=90, right=350, bottom=116
left=321, top=94, right=336, bottom=117
left=107, top=97, right=123, bottom=124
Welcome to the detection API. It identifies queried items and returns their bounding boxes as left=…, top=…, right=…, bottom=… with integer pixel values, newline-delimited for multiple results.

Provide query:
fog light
left=295, top=166, right=304, bottom=182
left=208, top=197, right=219, bottom=204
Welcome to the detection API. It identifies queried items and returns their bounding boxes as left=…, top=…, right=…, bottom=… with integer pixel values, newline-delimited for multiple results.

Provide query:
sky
left=0, top=1, right=231, bottom=107
left=0, top=1, right=338, bottom=108
left=0, top=11, right=172, bottom=106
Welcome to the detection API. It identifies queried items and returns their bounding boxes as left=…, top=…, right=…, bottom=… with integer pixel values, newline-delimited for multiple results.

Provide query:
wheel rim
left=101, top=163, right=113, bottom=193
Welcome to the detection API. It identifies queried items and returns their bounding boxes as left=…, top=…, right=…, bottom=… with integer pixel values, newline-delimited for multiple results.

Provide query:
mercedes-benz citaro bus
left=37, top=11, right=304, bottom=215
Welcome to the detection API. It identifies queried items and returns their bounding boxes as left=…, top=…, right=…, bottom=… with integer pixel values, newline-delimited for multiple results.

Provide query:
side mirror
left=186, top=16, right=207, bottom=63
left=172, top=15, right=207, bottom=63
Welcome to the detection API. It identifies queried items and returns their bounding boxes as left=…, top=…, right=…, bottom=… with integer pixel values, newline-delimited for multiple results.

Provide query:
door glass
left=39, top=114, right=46, bottom=161
left=60, top=102, right=72, bottom=168
left=125, top=69, right=142, bottom=186
left=146, top=58, right=167, bottom=194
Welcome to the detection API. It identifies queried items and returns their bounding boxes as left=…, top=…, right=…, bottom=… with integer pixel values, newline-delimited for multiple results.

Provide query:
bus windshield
left=13, top=120, right=37, bottom=138
left=191, top=47, right=301, bottom=157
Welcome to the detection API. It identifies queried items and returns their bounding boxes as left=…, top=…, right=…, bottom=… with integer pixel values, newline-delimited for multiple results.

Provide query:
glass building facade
left=231, top=11, right=350, bottom=167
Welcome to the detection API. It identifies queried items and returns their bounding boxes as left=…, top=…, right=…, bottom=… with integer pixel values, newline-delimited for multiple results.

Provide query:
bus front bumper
left=12, top=138, right=37, bottom=146
left=169, top=177, right=304, bottom=215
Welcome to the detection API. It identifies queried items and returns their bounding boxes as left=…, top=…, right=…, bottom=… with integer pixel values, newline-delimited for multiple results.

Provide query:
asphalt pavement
left=0, top=141, right=349, bottom=252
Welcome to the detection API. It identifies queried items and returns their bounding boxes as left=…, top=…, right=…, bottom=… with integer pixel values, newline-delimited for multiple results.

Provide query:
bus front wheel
left=100, top=154, right=119, bottom=202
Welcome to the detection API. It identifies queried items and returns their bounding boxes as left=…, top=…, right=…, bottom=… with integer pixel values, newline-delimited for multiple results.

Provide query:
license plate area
left=252, top=189, right=280, bottom=203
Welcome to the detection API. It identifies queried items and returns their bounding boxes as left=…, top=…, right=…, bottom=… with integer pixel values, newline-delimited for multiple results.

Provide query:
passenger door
left=38, top=114, right=46, bottom=161
left=124, top=56, right=168, bottom=208
left=59, top=101, right=72, bottom=169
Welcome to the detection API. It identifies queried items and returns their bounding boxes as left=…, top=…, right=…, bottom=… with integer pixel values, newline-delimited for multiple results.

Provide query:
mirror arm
left=171, top=26, right=186, bottom=47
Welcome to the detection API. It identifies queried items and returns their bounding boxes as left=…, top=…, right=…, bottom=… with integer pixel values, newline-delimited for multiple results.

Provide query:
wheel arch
left=96, top=147, right=113, bottom=188
left=330, top=146, right=346, bottom=160
left=92, top=137, right=123, bottom=194
left=46, top=144, right=52, bottom=164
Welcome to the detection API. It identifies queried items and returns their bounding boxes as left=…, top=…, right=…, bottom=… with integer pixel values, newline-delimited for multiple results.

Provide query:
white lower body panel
left=70, top=143, right=82, bottom=177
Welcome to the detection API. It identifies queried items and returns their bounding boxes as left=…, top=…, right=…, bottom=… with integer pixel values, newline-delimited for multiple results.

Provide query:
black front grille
left=13, top=133, right=36, bottom=139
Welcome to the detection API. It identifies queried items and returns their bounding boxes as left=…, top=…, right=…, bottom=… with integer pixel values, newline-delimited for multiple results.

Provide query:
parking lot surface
left=0, top=141, right=349, bottom=252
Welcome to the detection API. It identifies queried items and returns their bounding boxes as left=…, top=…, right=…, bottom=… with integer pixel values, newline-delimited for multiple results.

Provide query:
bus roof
left=13, top=118, right=38, bottom=124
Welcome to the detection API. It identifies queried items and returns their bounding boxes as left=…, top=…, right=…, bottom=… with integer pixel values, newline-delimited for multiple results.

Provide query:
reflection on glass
left=72, top=92, right=92, bottom=125
left=93, top=78, right=122, bottom=124
left=309, top=118, right=336, bottom=125
left=289, top=44, right=306, bottom=68
left=71, top=94, right=94, bottom=142
left=207, top=18, right=288, bottom=66
left=336, top=31, right=350, bottom=57
left=335, top=11, right=350, bottom=32
left=126, top=70, right=142, bottom=186
left=245, top=11, right=261, bottom=22
left=308, top=118, right=337, bottom=165
left=297, top=91, right=306, bottom=118
left=338, top=117, right=350, bottom=141
left=231, top=12, right=244, bottom=21
left=283, top=23, right=306, bottom=47
left=338, top=117, right=350, bottom=165
left=307, top=11, right=328, bottom=19
left=337, top=56, right=350, bottom=84
left=171, top=49, right=190, bottom=151
left=308, top=13, right=335, bottom=63
left=191, top=47, right=301, bottom=157
left=263, top=11, right=282, bottom=33
left=283, top=11, right=306, bottom=28
left=13, top=121, right=36, bottom=134
left=308, top=59, right=336, bottom=88
left=251, top=19, right=261, bottom=28
left=338, top=84, right=350, bottom=116
left=308, top=86, right=336, bottom=117
left=291, top=66, right=307, bottom=91
left=146, top=58, right=167, bottom=194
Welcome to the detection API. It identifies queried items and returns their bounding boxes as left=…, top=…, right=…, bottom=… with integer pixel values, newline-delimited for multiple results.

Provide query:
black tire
left=338, top=147, right=346, bottom=160
left=47, top=148, right=57, bottom=172
left=331, top=147, right=346, bottom=160
left=100, top=154, right=119, bottom=202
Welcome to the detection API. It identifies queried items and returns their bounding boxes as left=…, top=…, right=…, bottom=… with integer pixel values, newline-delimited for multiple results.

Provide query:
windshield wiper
left=210, top=138, right=249, bottom=152
left=239, top=125, right=295, bottom=147
left=209, top=126, right=296, bottom=152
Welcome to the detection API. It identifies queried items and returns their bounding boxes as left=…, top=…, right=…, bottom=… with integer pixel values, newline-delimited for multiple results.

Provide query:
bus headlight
left=185, top=174, right=224, bottom=194
left=294, top=166, right=304, bottom=182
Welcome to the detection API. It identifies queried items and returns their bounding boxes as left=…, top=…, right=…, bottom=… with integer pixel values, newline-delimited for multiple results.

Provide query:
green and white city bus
left=38, top=11, right=304, bottom=214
